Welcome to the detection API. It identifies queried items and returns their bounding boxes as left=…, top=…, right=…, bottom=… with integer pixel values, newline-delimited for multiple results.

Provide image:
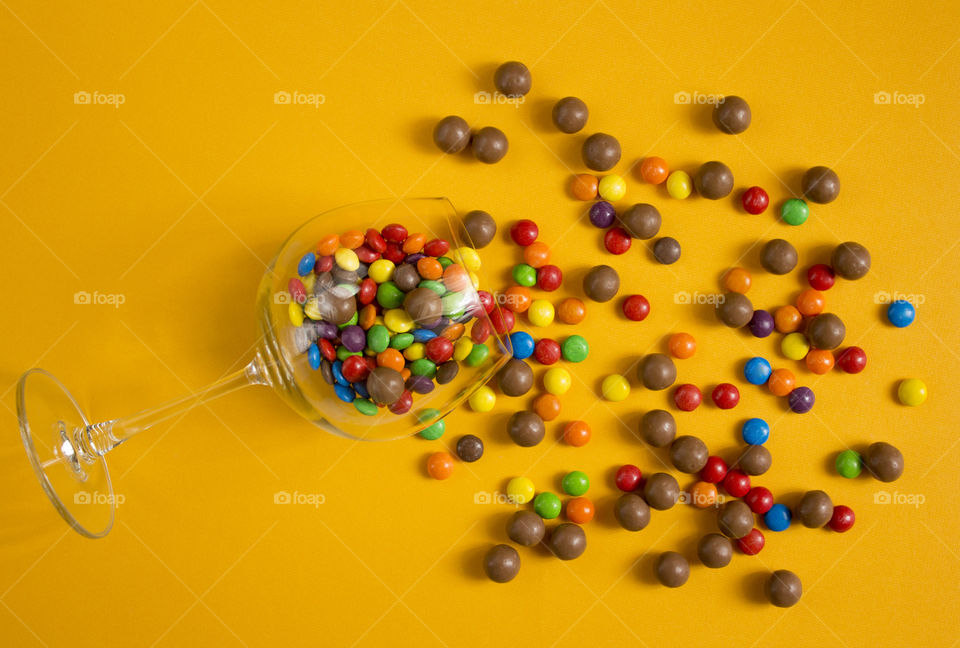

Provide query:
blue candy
left=353, top=381, right=370, bottom=399
left=307, top=343, right=321, bottom=370
left=741, top=417, right=770, bottom=445
left=334, top=384, right=355, bottom=403
left=412, top=328, right=438, bottom=343
left=764, top=503, right=792, bottom=532
left=509, top=331, right=535, bottom=360
left=887, top=299, right=916, bottom=328
left=743, top=357, right=773, bottom=385
left=331, top=360, right=349, bottom=387
left=298, top=252, right=317, bottom=276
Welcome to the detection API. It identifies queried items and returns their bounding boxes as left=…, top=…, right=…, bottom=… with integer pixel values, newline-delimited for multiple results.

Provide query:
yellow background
left=2, top=1, right=959, bottom=646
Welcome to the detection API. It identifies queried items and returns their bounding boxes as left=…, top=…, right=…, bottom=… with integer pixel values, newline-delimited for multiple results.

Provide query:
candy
left=760, top=239, right=798, bottom=275
left=536, top=265, right=563, bottom=291
left=589, top=201, right=617, bottom=228
left=807, top=263, right=835, bottom=290
left=433, top=116, right=471, bottom=153
left=864, top=442, right=904, bottom=482
left=749, top=309, right=775, bottom=338
left=472, top=127, right=508, bottom=164
left=639, top=353, right=677, bottom=390
left=543, top=367, right=572, bottom=395
left=456, top=435, right=484, bottom=462
left=831, top=241, right=871, bottom=279
left=722, top=470, right=751, bottom=499
left=737, top=528, right=765, bottom=555
left=653, top=237, right=681, bottom=264
left=562, top=471, right=590, bottom=496
left=553, top=96, right=589, bottom=133
left=603, top=226, right=632, bottom=255
left=507, top=411, right=545, bottom=447
left=701, top=456, right=728, bottom=484
left=641, top=409, right=677, bottom=447
left=639, top=156, right=669, bottom=184
left=468, top=385, right=496, bottom=412
left=601, top=374, right=630, bottom=401
left=615, top=493, right=651, bottom=531
left=494, top=61, right=531, bottom=96
left=622, top=294, right=651, bottom=321
left=615, top=464, right=642, bottom=492
left=643, top=473, right=680, bottom=510
left=508, top=331, right=535, bottom=360
left=737, top=445, right=772, bottom=476
left=766, top=570, right=802, bottom=608
left=510, top=219, right=539, bottom=246
left=563, top=420, right=591, bottom=446
left=774, top=305, right=802, bottom=334
left=802, top=166, right=840, bottom=204
left=561, top=335, right=589, bottom=362
left=741, top=186, right=769, bottom=214
left=835, top=449, right=862, bottom=478
left=828, top=505, right=855, bottom=532
left=796, top=289, right=825, bottom=316
left=581, top=132, right=621, bottom=172
left=768, top=368, right=796, bottom=396
left=427, top=451, right=454, bottom=479
left=695, top=161, right=734, bottom=199
left=656, top=552, right=689, bottom=587
left=805, top=349, right=834, bottom=374
left=711, top=383, right=740, bottom=409
left=557, top=298, right=587, bottom=324
left=807, top=313, right=846, bottom=349
left=483, top=544, right=520, bottom=583
left=718, top=500, right=754, bottom=538
left=298, top=252, right=317, bottom=276
left=533, top=492, right=562, bottom=519
left=673, top=384, right=702, bottom=411
left=717, top=292, right=754, bottom=327
left=512, top=264, right=537, bottom=287
left=418, top=411, right=445, bottom=439
left=690, top=481, right=718, bottom=508
left=741, top=418, right=770, bottom=445
left=764, top=503, right=792, bottom=531
left=796, top=490, right=833, bottom=528
left=887, top=299, right=916, bottom=327
left=549, top=523, right=586, bottom=560
left=507, top=510, right=546, bottom=546
left=836, top=346, right=867, bottom=373
left=598, top=174, right=627, bottom=201
left=723, top=267, right=752, bottom=293
left=669, top=332, right=696, bottom=359
left=523, top=241, right=551, bottom=269
left=781, top=332, right=810, bottom=360
left=745, top=487, right=774, bottom=514
left=666, top=170, right=692, bottom=199
left=744, top=357, right=773, bottom=385
left=619, top=203, right=661, bottom=239
left=698, top=533, right=733, bottom=568
left=532, top=393, right=561, bottom=421
left=527, top=299, right=555, bottom=326
left=498, top=358, right=534, bottom=396
left=713, top=95, right=751, bottom=133
left=506, top=476, right=535, bottom=504
left=459, top=210, right=496, bottom=249
left=503, top=286, right=532, bottom=313
left=571, top=173, right=599, bottom=200
left=671, top=435, right=709, bottom=473
left=788, top=386, right=815, bottom=413
left=780, top=198, right=809, bottom=226
left=534, top=338, right=561, bottom=365
left=367, top=367, right=405, bottom=405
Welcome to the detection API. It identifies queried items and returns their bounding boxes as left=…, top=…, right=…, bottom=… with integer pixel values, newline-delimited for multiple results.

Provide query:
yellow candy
left=666, top=170, right=692, bottom=199
left=300, top=272, right=316, bottom=293
left=468, top=385, right=496, bottom=412
left=384, top=308, right=414, bottom=333
left=468, top=271, right=480, bottom=290
left=334, top=247, right=360, bottom=272
left=453, top=247, right=481, bottom=272
left=288, top=302, right=304, bottom=327
left=403, top=342, right=425, bottom=361
left=781, top=332, right=810, bottom=360
left=543, top=367, right=572, bottom=395
left=601, top=374, right=630, bottom=401
left=303, top=296, right=323, bottom=321
left=527, top=299, right=555, bottom=327
left=453, top=336, right=473, bottom=361
left=506, top=476, right=535, bottom=504
left=368, top=259, right=395, bottom=284
left=598, top=174, right=627, bottom=201
left=898, top=378, right=927, bottom=406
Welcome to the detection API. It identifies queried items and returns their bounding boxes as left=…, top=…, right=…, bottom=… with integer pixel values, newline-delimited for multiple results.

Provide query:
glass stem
left=75, top=351, right=272, bottom=459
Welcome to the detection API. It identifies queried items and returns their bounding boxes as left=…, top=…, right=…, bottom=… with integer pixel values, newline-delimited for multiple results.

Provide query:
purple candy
left=404, top=253, right=426, bottom=264
left=406, top=375, right=435, bottom=394
left=788, top=386, right=815, bottom=413
left=316, top=321, right=339, bottom=340
left=340, top=325, right=366, bottom=352
left=749, top=309, right=775, bottom=338
left=429, top=317, right=451, bottom=332
left=589, top=201, right=616, bottom=229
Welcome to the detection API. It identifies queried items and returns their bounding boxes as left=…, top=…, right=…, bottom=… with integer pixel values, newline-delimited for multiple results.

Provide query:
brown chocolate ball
left=717, top=292, right=754, bottom=328
left=436, top=361, right=459, bottom=384
left=433, top=115, right=471, bottom=154
left=698, top=533, right=734, bottom=568
left=807, top=313, right=846, bottom=350
left=712, top=95, right=752, bottom=134
left=583, top=265, right=620, bottom=302
left=506, top=510, right=545, bottom=547
left=695, top=161, right=734, bottom=199
left=331, top=265, right=358, bottom=285
left=472, top=127, right=508, bottom=164
left=653, top=237, right=681, bottom=264
left=404, top=287, right=443, bottom=326
left=392, top=264, right=420, bottom=292
left=493, top=61, right=531, bottom=97
left=498, top=358, right=534, bottom=397
left=640, top=409, right=677, bottom=447
left=717, top=500, right=754, bottom=539
left=639, top=353, right=677, bottom=390
left=796, top=490, right=833, bottom=528
left=507, top=411, right=544, bottom=447
left=484, top=544, right=520, bottom=583
left=618, top=203, right=661, bottom=239
left=864, top=442, right=904, bottom=482
left=366, top=367, right=405, bottom=405
left=656, top=552, right=689, bottom=588
left=614, top=493, right=651, bottom=531
left=549, top=523, right=586, bottom=560
left=671, top=435, right=709, bottom=473
left=737, top=444, right=772, bottom=476
left=552, top=96, right=589, bottom=133
left=317, top=289, right=357, bottom=325
left=802, top=166, right=840, bottom=204
left=760, top=239, right=799, bottom=275
left=460, top=210, right=497, bottom=248
left=643, top=473, right=680, bottom=510
left=455, top=434, right=484, bottom=462
left=582, top=133, right=621, bottom=172
left=831, top=241, right=871, bottom=280
left=766, top=570, right=803, bottom=607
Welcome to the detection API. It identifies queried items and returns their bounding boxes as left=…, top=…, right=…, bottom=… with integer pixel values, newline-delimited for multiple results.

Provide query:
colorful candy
left=711, top=383, right=740, bottom=409
left=598, top=174, right=627, bottom=201
left=666, top=170, right=692, bottom=199
left=741, top=186, right=769, bottom=214
left=743, top=357, right=773, bottom=385
left=426, top=451, right=454, bottom=479
left=601, top=374, right=630, bottom=401
left=897, top=378, right=927, bottom=406
left=533, top=492, right=562, bottom=519
left=639, top=156, right=669, bottom=184
left=887, top=300, right=916, bottom=327
left=669, top=332, right=697, bottom=359
left=561, top=471, right=590, bottom=496
left=835, top=449, right=863, bottom=478
left=615, top=464, right=642, bottom=491
left=741, top=418, right=770, bottom=445
left=674, top=384, right=702, bottom=411
left=563, top=420, right=592, bottom=446
left=506, top=476, right=535, bottom=504
left=622, top=294, right=650, bottom=321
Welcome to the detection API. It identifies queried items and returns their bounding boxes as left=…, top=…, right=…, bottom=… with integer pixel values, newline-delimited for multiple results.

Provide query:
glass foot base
left=17, top=369, right=115, bottom=538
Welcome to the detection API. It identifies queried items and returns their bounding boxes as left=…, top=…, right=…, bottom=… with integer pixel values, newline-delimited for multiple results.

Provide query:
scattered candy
left=640, top=409, right=677, bottom=447
left=565, top=496, right=595, bottom=524
left=456, top=435, right=484, bottom=462
left=836, top=346, right=867, bottom=374
left=656, top=552, right=690, bottom=587
left=766, top=570, right=802, bottom=607
left=507, top=510, right=546, bottom=546
left=802, top=166, right=840, bottom=204
left=468, top=385, right=496, bottom=412
left=484, top=544, right=520, bottom=583
left=741, top=186, right=769, bottom=214
left=674, top=384, right=702, bottom=411
left=835, top=449, right=863, bottom=478
left=639, top=156, right=669, bottom=184
left=737, top=528, right=766, bottom=555
left=780, top=198, right=809, bottom=226
left=711, top=383, right=740, bottom=409
left=669, top=332, right=697, bottom=359
left=666, top=170, right=692, bottom=199
left=553, top=96, right=589, bottom=133
left=723, top=267, right=752, bottom=294
left=741, top=418, right=770, bottom=445
left=807, top=263, right=835, bottom=291
left=828, top=505, right=855, bottom=533
left=563, top=420, right=592, bottom=446
left=506, top=476, right=535, bottom=504
left=796, top=490, right=833, bottom=528
left=598, top=174, right=626, bottom=201
left=510, top=219, right=539, bottom=246
left=864, top=442, right=904, bottom=482
left=615, top=464, right=642, bottom=492
left=427, top=451, right=454, bottom=479
left=887, top=299, right=916, bottom=327
left=831, top=241, right=871, bottom=280
left=653, top=237, right=682, bottom=264
left=562, top=471, right=590, bottom=496
left=581, top=133, right=621, bottom=172
left=601, top=374, right=630, bottom=401
left=764, top=504, right=792, bottom=532
left=695, top=161, right=734, bottom=200
left=744, top=357, right=773, bottom=385
left=713, top=95, right=751, bottom=134
left=534, top=492, right=562, bottom=519
left=583, top=265, right=620, bottom=302
left=761, top=239, right=798, bottom=275
left=781, top=332, right=810, bottom=360
left=698, top=534, right=733, bottom=568
left=549, top=523, right=586, bottom=560
left=615, top=493, right=651, bottom=531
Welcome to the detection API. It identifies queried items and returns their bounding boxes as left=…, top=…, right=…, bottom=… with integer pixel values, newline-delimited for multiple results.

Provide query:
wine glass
left=16, top=197, right=512, bottom=539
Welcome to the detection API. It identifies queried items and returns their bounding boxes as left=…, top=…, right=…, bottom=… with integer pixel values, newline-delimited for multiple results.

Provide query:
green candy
left=512, top=263, right=537, bottom=287
left=410, top=358, right=437, bottom=378
left=418, top=408, right=445, bottom=439
left=533, top=492, right=562, bottom=519
left=561, top=470, right=590, bottom=496
left=437, top=256, right=453, bottom=268
left=465, top=343, right=490, bottom=366
left=366, top=325, right=390, bottom=353
left=781, top=198, right=809, bottom=226
left=441, top=291, right=468, bottom=316
left=389, top=332, right=415, bottom=350
left=377, top=281, right=405, bottom=309
left=336, top=345, right=362, bottom=361
left=353, top=398, right=378, bottom=416
left=418, top=280, right=447, bottom=296
left=338, top=310, right=358, bottom=328
left=561, top=335, right=589, bottom=362
left=835, top=450, right=863, bottom=478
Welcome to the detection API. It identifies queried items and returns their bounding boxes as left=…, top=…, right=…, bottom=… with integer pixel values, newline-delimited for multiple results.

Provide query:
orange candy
left=571, top=174, right=599, bottom=200
left=563, top=420, right=591, bottom=446
left=443, top=263, right=470, bottom=291
left=376, top=348, right=405, bottom=371
left=690, top=481, right=718, bottom=508
left=557, top=298, right=587, bottom=324
left=340, top=229, right=364, bottom=249
left=426, top=452, right=454, bottom=480
left=441, top=322, right=464, bottom=341
left=669, top=332, right=697, bottom=359
left=318, top=234, right=340, bottom=256
left=805, top=349, right=835, bottom=374
left=358, top=304, right=376, bottom=329
left=402, top=232, right=426, bottom=254
left=523, top=241, right=551, bottom=268
left=774, top=305, right=803, bottom=333
left=566, top=496, right=595, bottom=524
left=533, top=393, right=561, bottom=421
left=416, top=257, right=443, bottom=280
left=504, top=286, right=532, bottom=313
left=796, top=289, right=826, bottom=316
left=768, top=368, right=796, bottom=396
left=723, top=267, right=753, bottom=294
left=639, top=156, right=669, bottom=184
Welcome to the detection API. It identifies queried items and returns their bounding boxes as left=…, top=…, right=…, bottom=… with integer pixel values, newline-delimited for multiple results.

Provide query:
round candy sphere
left=780, top=198, right=809, bottom=226
left=788, top=386, right=815, bottom=413
left=639, top=156, right=669, bottom=184
left=802, top=166, right=840, bottom=204
left=737, top=528, right=765, bottom=555
left=766, top=570, right=803, bottom=608
left=774, top=306, right=802, bottom=334
left=713, top=95, right=751, bottom=134
left=472, top=126, right=508, bottom=164
left=562, top=470, right=590, bottom=496
left=829, top=505, right=856, bottom=533
left=507, top=411, right=544, bottom=446
left=557, top=298, right=586, bottom=327
left=742, top=418, right=770, bottom=445
left=510, top=219, right=539, bottom=246
left=543, top=367, right=572, bottom=395
left=571, top=174, right=599, bottom=201
left=533, top=492, right=562, bottom=519
left=666, top=170, right=692, bottom=199
left=494, top=61, right=531, bottom=96
left=748, top=310, right=775, bottom=338
left=603, top=227, right=632, bottom=255
left=835, top=449, right=863, bottom=478
left=598, top=174, right=627, bottom=201
left=483, top=544, right=520, bottom=583
left=581, top=133, right=621, bottom=172
left=527, top=300, right=555, bottom=327
left=864, top=441, right=904, bottom=482
left=898, top=378, right=927, bottom=406
left=507, top=510, right=545, bottom=546
left=695, top=161, right=734, bottom=199
left=563, top=420, right=591, bottom=446
left=601, top=374, right=631, bottom=401
left=674, top=384, right=702, bottom=411
left=781, top=332, right=811, bottom=360
left=887, top=300, right=916, bottom=328
left=744, top=357, right=773, bottom=385
left=669, top=332, right=697, bottom=359
left=589, top=201, right=616, bottom=228
left=552, top=96, right=589, bottom=133
left=711, top=383, right=740, bottom=409
left=509, top=331, right=535, bottom=360
left=701, top=456, right=728, bottom=484
left=836, top=346, right=867, bottom=374
left=832, top=241, right=871, bottom=280
left=741, top=186, right=769, bottom=214
left=506, top=476, right=535, bottom=504
left=433, top=115, right=471, bottom=153
left=807, top=263, right=835, bottom=290
left=622, top=294, right=651, bottom=321
left=764, top=503, right=792, bottom=531
left=615, top=464, right=642, bottom=492
left=561, top=335, right=590, bottom=362
left=427, top=451, right=454, bottom=479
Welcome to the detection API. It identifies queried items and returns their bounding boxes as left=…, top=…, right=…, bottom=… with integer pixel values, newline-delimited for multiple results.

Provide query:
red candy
left=510, top=220, right=539, bottom=246
left=711, top=383, right=740, bottom=409
left=364, top=228, right=387, bottom=253
left=425, top=337, right=454, bottom=364
left=741, top=186, right=769, bottom=214
left=674, top=384, right=702, bottom=411
left=744, top=486, right=774, bottom=514
left=533, top=338, right=561, bottom=365
left=382, top=242, right=405, bottom=264
left=423, top=238, right=450, bottom=257
left=341, top=355, right=371, bottom=382
left=355, top=244, right=380, bottom=263
left=316, top=255, right=334, bottom=273
left=288, top=278, right=306, bottom=304
left=471, top=317, right=492, bottom=344
left=603, top=227, right=632, bottom=255
left=357, top=278, right=377, bottom=305
left=489, top=308, right=515, bottom=335
left=836, top=346, right=867, bottom=374
left=622, top=295, right=650, bottom=321
left=381, top=223, right=408, bottom=243
left=477, top=290, right=495, bottom=314
left=701, top=456, right=729, bottom=484
left=723, top=470, right=751, bottom=497
left=536, top=265, right=563, bottom=291
left=737, top=528, right=765, bottom=555
left=319, top=338, right=336, bottom=362
left=615, top=464, right=642, bottom=492
left=389, top=390, right=412, bottom=414
left=828, top=505, right=855, bottom=532
left=807, top=263, right=836, bottom=291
